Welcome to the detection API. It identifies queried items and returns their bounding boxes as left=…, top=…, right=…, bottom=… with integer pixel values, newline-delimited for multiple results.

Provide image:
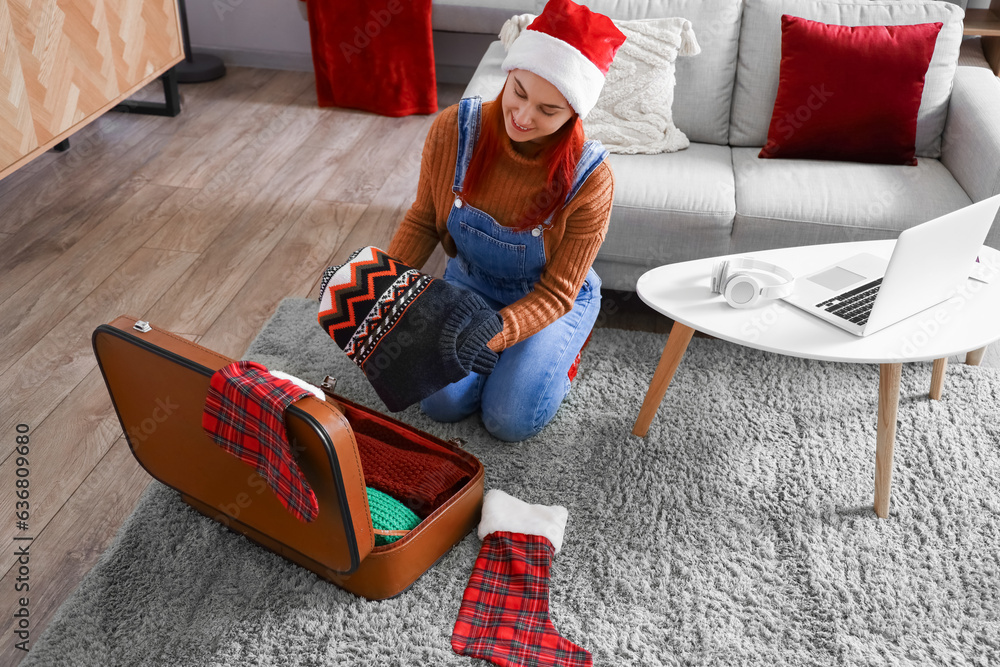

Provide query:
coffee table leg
left=874, top=363, right=902, bottom=518
left=632, top=322, right=695, bottom=437
left=929, top=358, right=947, bottom=400
left=966, top=346, right=987, bottom=366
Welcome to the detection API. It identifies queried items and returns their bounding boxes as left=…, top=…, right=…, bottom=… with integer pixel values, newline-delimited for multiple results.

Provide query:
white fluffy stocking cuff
left=477, top=489, right=569, bottom=554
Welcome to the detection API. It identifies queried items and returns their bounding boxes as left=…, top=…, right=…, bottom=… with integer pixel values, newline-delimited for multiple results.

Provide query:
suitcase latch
left=320, top=375, right=338, bottom=398
left=133, top=320, right=152, bottom=333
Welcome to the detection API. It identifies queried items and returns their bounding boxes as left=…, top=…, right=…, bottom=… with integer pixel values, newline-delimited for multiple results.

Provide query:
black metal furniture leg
left=161, top=67, right=181, bottom=115
left=51, top=139, right=71, bottom=152
left=112, top=67, right=181, bottom=117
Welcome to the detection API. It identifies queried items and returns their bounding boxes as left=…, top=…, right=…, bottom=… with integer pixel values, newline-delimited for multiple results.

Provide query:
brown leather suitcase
left=92, top=315, right=485, bottom=600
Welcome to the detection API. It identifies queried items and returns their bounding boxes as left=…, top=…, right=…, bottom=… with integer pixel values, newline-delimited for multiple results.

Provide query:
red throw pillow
left=759, top=15, right=943, bottom=166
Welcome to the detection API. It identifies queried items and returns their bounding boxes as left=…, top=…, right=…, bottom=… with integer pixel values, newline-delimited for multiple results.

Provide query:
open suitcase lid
left=92, top=316, right=374, bottom=576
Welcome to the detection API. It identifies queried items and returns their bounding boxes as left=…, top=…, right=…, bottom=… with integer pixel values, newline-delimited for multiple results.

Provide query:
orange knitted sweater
left=387, top=100, right=615, bottom=352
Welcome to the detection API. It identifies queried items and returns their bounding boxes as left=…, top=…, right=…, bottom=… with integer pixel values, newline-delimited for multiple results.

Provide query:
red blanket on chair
left=302, top=0, right=438, bottom=117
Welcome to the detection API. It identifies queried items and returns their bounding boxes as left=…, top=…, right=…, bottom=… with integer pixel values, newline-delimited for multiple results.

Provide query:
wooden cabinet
left=0, top=0, right=184, bottom=180
left=965, top=0, right=1000, bottom=75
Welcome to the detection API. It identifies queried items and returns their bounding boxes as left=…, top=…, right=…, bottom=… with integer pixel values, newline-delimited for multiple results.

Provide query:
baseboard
left=189, top=24, right=494, bottom=81
left=190, top=45, right=315, bottom=72
left=188, top=45, right=478, bottom=86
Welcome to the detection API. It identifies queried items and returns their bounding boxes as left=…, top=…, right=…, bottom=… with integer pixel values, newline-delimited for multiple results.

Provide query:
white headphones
left=710, top=257, right=796, bottom=309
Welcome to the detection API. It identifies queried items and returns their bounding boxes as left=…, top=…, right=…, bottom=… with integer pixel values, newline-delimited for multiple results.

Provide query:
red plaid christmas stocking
left=452, top=490, right=591, bottom=667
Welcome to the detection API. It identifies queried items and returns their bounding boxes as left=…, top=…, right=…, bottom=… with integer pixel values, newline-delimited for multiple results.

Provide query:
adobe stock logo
left=213, top=0, right=246, bottom=20
left=897, top=262, right=999, bottom=357
left=340, top=0, right=405, bottom=64
left=774, top=85, right=834, bottom=141
left=126, top=397, right=180, bottom=445
left=738, top=303, right=785, bottom=342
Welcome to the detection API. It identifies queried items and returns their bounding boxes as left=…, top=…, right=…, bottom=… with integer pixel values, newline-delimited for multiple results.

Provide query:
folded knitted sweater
left=354, top=430, right=470, bottom=517
left=318, top=246, right=503, bottom=412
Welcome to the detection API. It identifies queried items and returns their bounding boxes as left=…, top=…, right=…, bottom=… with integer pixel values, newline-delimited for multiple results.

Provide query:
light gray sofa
left=433, top=1, right=537, bottom=83
left=445, top=0, right=1000, bottom=292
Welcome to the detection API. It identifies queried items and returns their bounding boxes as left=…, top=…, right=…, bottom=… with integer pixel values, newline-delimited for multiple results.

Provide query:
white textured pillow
left=584, top=18, right=701, bottom=154
left=500, top=15, right=702, bottom=155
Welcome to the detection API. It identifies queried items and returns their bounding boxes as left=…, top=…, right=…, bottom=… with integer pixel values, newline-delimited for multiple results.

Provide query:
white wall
left=184, top=0, right=491, bottom=82
left=186, top=0, right=313, bottom=71
left=184, top=0, right=993, bottom=75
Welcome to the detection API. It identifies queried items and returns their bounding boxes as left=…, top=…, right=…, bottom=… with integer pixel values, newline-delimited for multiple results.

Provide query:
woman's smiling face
left=501, top=69, right=575, bottom=145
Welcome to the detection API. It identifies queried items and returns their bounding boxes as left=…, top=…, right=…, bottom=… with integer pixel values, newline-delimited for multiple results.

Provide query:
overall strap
left=537, top=139, right=609, bottom=228
left=453, top=96, right=483, bottom=195
left=564, top=139, right=609, bottom=206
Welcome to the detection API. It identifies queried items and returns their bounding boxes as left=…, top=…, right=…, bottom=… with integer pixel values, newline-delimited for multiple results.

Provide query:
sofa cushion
left=593, top=143, right=736, bottom=290
left=730, top=0, right=964, bottom=158
left=730, top=147, right=973, bottom=252
left=759, top=16, right=943, bottom=165
left=432, top=0, right=538, bottom=34
left=573, top=0, right=743, bottom=146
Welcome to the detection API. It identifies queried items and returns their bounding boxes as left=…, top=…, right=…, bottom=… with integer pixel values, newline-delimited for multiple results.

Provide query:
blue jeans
left=421, top=271, right=601, bottom=442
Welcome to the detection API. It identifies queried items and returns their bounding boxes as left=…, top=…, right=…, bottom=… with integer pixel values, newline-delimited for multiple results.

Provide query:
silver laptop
left=782, top=194, right=1000, bottom=337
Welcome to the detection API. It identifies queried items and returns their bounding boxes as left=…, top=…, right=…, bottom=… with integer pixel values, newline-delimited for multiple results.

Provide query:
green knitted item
left=367, top=487, right=421, bottom=546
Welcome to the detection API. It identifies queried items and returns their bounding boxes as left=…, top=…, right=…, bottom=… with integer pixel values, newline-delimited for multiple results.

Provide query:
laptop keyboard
left=816, top=278, right=883, bottom=326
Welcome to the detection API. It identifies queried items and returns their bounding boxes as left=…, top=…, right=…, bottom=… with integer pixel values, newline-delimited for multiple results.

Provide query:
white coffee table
left=632, top=240, right=1000, bottom=518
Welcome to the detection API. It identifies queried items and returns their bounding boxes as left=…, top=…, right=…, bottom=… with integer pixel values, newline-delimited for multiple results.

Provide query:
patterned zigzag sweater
left=387, top=100, right=615, bottom=352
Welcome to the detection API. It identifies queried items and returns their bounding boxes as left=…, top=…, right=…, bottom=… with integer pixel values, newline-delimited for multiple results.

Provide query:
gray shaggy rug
left=23, top=298, right=1000, bottom=666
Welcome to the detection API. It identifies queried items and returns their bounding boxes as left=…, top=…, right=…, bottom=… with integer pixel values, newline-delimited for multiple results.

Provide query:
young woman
left=387, top=0, right=625, bottom=441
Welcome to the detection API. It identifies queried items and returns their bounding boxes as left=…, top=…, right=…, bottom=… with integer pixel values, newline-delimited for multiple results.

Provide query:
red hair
left=462, top=81, right=585, bottom=232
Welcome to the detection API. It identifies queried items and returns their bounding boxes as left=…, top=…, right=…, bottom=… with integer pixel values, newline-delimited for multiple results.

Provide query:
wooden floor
left=0, top=67, right=994, bottom=666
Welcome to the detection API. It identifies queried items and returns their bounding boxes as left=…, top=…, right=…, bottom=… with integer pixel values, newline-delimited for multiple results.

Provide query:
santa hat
left=500, top=0, right=626, bottom=119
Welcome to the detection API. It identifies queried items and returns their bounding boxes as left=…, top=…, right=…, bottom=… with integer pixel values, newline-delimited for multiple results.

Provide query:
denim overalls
left=420, top=96, right=608, bottom=442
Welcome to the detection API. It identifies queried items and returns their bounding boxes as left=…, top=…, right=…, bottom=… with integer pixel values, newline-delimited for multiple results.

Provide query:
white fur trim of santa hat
left=501, top=29, right=607, bottom=119
left=477, top=489, right=569, bottom=554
